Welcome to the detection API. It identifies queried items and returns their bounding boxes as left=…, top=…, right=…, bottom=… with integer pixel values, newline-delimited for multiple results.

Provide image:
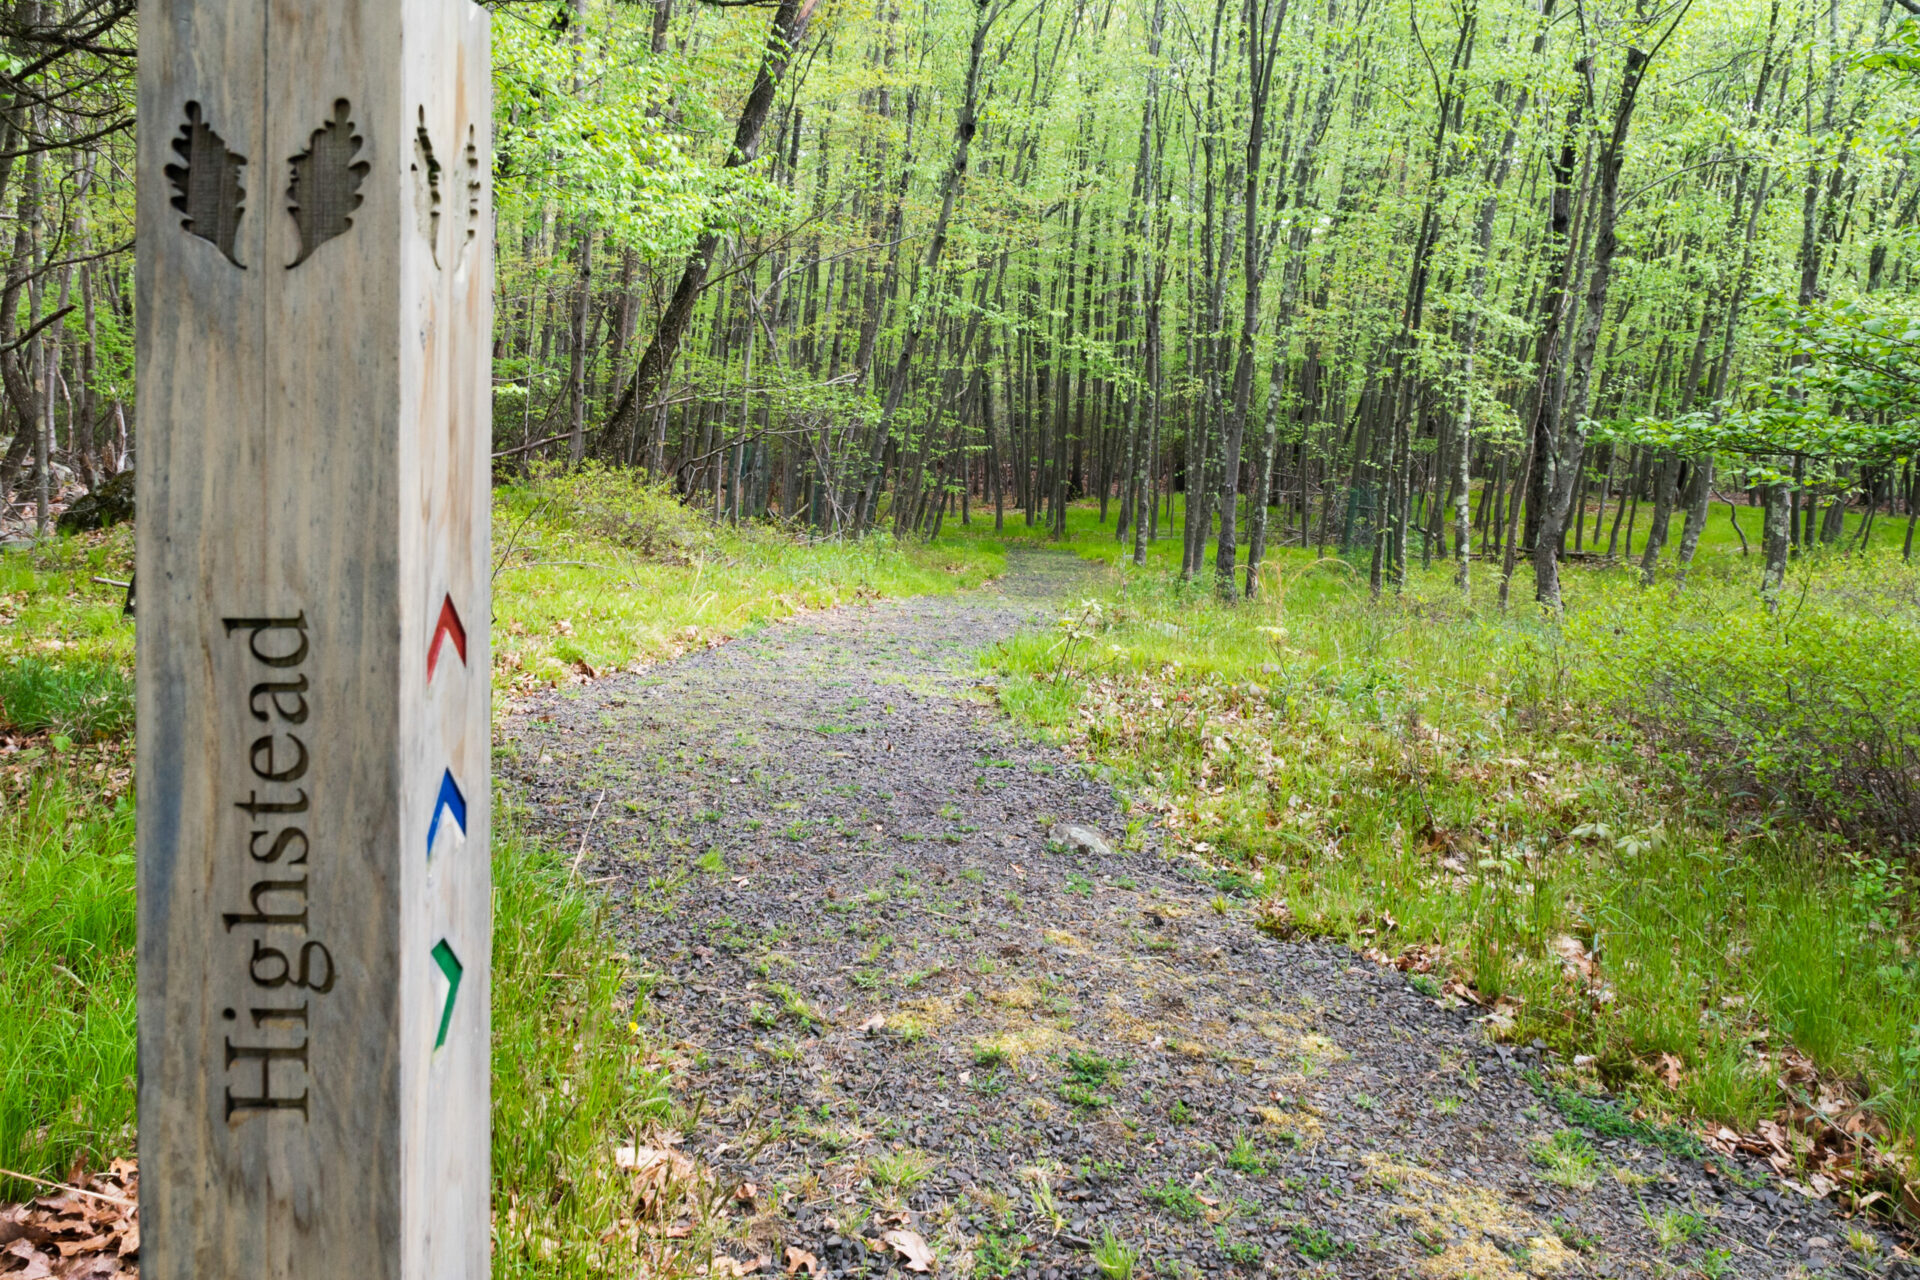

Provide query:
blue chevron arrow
left=426, top=770, right=467, bottom=857
left=430, top=939, right=463, bottom=1049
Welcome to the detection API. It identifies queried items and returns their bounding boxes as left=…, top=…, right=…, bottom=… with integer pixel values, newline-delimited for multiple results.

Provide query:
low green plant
left=868, top=1148, right=932, bottom=1190
left=1092, top=1229, right=1138, bottom=1280
left=972, top=1042, right=1011, bottom=1068
left=1145, top=1177, right=1204, bottom=1221
left=973, top=1231, right=1030, bottom=1279
left=1225, top=1132, right=1267, bottom=1175
left=1641, top=1202, right=1711, bottom=1251
left=1291, top=1225, right=1346, bottom=1260
left=1530, top=1129, right=1600, bottom=1190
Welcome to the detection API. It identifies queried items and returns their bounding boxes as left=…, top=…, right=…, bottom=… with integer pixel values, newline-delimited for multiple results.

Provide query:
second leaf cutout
left=287, top=99, right=369, bottom=268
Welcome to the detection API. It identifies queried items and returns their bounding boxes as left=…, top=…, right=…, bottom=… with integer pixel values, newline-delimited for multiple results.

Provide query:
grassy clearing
left=975, top=510, right=1920, bottom=1205
left=494, top=465, right=1001, bottom=694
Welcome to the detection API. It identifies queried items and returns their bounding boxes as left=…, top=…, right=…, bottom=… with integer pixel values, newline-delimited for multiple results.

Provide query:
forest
left=5, top=0, right=1920, bottom=1273
left=7, top=0, right=1920, bottom=606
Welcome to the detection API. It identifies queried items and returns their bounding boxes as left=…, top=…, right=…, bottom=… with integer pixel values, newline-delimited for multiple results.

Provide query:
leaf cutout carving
left=460, top=126, right=484, bottom=269
left=165, top=102, right=247, bottom=267
left=286, top=99, right=370, bottom=268
left=412, top=106, right=442, bottom=267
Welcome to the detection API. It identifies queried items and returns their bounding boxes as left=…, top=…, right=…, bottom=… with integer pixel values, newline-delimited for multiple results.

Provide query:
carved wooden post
left=135, top=3, right=492, bottom=1276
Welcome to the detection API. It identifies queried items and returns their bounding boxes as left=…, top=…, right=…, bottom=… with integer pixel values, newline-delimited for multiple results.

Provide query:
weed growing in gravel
left=1145, top=1177, right=1205, bottom=1221
left=1213, top=1228, right=1262, bottom=1265
left=972, top=1042, right=1011, bottom=1067
left=1529, top=1074, right=1705, bottom=1159
left=1067, top=873, right=1094, bottom=897
left=867, top=1149, right=932, bottom=1190
left=1550, top=1217, right=1598, bottom=1253
left=1060, top=1049, right=1127, bottom=1109
left=1225, top=1133, right=1268, bottom=1176
left=1696, top=1248, right=1733, bottom=1277
left=1641, top=1201, right=1711, bottom=1250
left=1291, top=1225, right=1347, bottom=1260
left=763, top=982, right=824, bottom=1029
left=973, top=1232, right=1031, bottom=1279
left=1092, top=1229, right=1139, bottom=1280
left=1531, top=1130, right=1601, bottom=1190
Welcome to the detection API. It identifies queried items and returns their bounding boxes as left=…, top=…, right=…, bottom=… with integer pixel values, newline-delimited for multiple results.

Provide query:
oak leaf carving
left=165, top=102, right=247, bottom=267
left=286, top=99, right=370, bottom=268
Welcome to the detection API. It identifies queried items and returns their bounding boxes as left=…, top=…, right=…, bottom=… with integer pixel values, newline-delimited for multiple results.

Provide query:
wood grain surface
left=136, top=3, right=491, bottom=1275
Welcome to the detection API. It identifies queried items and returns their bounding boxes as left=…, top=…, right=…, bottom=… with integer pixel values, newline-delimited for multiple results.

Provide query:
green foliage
left=1144, top=1177, right=1205, bottom=1220
left=0, top=658, right=132, bottom=743
left=1568, top=554, right=1920, bottom=849
left=1092, top=1229, right=1139, bottom=1280
left=491, top=811, right=672, bottom=1277
left=1528, top=1075, right=1704, bottom=1160
left=0, top=778, right=136, bottom=1200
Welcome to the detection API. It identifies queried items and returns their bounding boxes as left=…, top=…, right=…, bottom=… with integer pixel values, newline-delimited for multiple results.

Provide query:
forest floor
left=502, top=551, right=1895, bottom=1280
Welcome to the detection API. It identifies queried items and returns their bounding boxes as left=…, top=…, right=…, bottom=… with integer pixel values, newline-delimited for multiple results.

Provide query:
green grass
left=490, top=811, right=673, bottom=1278
left=1092, top=1228, right=1139, bottom=1280
left=1530, top=1129, right=1601, bottom=1190
left=970, top=499, right=1920, bottom=1204
left=1144, top=1176, right=1205, bottom=1220
left=0, top=776, right=136, bottom=1198
left=494, top=465, right=1000, bottom=692
left=0, top=657, right=132, bottom=742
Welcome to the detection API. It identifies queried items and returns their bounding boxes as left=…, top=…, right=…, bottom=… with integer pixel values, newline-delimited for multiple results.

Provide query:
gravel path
left=503, top=551, right=1894, bottom=1280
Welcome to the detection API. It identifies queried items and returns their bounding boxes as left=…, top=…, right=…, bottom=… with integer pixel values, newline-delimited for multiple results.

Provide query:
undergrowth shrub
left=512, top=463, right=704, bottom=564
left=1569, top=558, right=1920, bottom=851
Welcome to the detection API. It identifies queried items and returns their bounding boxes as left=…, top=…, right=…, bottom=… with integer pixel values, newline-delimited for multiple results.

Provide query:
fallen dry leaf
left=1658, top=1052, right=1685, bottom=1089
left=786, top=1244, right=822, bottom=1276
left=880, top=1229, right=936, bottom=1273
left=1550, top=934, right=1595, bottom=981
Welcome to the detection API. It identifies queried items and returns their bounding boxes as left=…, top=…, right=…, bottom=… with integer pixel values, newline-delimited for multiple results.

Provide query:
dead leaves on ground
left=0, top=1161, right=138, bottom=1278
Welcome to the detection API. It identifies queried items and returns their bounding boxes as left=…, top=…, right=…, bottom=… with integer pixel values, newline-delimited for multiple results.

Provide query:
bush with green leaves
left=1568, top=555, right=1920, bottom=850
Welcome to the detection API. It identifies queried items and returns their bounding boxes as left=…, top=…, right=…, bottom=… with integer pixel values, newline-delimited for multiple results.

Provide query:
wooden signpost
left=135, top=2, right=492, bottom=1275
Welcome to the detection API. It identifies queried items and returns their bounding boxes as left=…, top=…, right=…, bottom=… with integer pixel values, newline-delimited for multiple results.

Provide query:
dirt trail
left=504, top=552, right=1880, bottom=1280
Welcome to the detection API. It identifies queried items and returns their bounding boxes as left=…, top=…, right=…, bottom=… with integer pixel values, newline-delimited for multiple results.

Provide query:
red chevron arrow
left=427, top=594, right=467, bottom=681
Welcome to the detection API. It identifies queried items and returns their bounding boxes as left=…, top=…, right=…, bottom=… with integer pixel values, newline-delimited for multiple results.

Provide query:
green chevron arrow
left=430, top=939, right=463, bottom=1049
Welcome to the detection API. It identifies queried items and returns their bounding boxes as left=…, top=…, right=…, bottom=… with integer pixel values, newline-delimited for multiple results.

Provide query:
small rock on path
left=505, top=551, right=1886, bottom=1279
